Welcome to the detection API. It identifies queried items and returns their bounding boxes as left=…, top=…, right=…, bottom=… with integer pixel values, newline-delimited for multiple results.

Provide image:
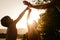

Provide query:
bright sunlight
left=16, top=7, right=47, bottom=29
left=28, top=8, right=47, bottom=24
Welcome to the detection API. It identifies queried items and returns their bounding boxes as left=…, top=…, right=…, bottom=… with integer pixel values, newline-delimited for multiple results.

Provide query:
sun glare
left=16, top=7, right=47, bottom=29
left=28, top=8, right=47, bottom=24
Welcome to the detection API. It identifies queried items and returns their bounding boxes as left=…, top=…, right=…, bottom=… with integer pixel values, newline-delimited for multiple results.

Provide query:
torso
left=6, top=22, right=17, bottom=40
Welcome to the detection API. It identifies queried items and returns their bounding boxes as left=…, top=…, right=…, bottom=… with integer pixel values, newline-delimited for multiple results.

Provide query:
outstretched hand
left=23, top=1, right=31, bottom=7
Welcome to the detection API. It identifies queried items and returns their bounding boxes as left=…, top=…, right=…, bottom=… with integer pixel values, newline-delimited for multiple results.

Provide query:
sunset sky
left=0, top=0, right=32, bottom=34
left=0, top=0, right=30, bottom=29
left=0, top=0, right=47, bottom=34
left=0, top=0, right=37, bottom=29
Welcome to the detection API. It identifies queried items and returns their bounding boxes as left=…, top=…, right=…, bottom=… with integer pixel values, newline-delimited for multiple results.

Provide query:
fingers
left=23, top=1, right=28, bottom=5
left=23, top=1, right=32, bottom=8
left=23, top=1, right=31, bottom=6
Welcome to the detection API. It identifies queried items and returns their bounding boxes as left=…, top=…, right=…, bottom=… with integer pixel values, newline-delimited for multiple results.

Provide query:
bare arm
left=27, top=8, right=31, bottom=30
left=27, top=9, right=31, bottom=20
left=14, top=7, right=28, bottom=23
left=23, top=1, right=53, bottom=9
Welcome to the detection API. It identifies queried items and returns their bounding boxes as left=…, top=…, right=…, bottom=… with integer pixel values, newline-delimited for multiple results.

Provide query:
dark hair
left=1, top=16, right=11, bottom=27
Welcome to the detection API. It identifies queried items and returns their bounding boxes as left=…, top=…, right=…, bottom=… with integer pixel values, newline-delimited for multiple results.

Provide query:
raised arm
left=23, top=1, right=41, bottom=9
left=27, top=8, right=31, bottom=28
left=14, top=7, right=29, bottom=23
left=23, top=1, right=53, bottom=9
left=27, top=9, right=31, bottom=20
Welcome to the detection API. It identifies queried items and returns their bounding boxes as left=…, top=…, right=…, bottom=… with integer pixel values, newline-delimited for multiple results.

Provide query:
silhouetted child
left=1, top=7, right=29, bottom=40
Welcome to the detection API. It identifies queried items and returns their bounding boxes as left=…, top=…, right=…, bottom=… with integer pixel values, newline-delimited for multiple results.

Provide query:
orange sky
left=0, top=0, right=27, bottom=28
left=0, top=0, right=47, bottom=34
left=0, top=0, right=31, bottom=34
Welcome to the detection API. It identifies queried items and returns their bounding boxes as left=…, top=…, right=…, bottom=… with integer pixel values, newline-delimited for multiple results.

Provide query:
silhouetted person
left=23, top=0, right=60, bottom=40
left=1, top=7, right=29, bottom=40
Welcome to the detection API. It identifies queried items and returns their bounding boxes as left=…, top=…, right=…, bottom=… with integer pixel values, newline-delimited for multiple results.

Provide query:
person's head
left=1, top=16, right=13, bottom=27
